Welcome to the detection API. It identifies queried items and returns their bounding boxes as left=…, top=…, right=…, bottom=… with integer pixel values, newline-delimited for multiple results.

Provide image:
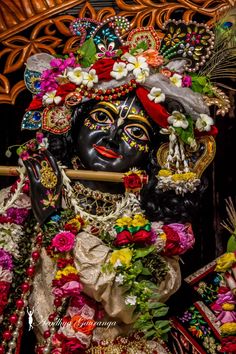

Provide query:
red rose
left=27, top=96, right=43, bottom=110
left=162, top=225, right=182, bottom=256
left=0, top=215, right=13, bottom=224
left=115, top=230, right=132, bottom=246
left=52, top=273, right=80, bottom=287
left=0, top=281, right=10, bottom=293
left=91, top=58, right=115, bottom=80
left=220, top=336, right=236, bottom=352
left=64, top=223, right=78, bottom=234
left=120, top=45, right=129, bottom=55
left=57, top=258, right=74, bottom=269
left=56, top=83, right=77, bottom=101
left=61, top=338, right=86, bottom=354
left=133, top=230, right=152, bottom=243
left=123, top=173, right=142, bottom=191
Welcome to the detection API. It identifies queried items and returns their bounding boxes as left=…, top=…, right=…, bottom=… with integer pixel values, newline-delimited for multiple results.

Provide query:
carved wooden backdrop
left=0, top=0, right=235, bottom=105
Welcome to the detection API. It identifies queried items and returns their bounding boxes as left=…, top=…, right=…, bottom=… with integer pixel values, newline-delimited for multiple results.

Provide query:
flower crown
left=22, top=15, right=235, bottom=194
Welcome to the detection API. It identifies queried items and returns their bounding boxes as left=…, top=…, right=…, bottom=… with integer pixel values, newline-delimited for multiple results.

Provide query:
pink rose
left=169, top=223, right=195, bottom=254
left=52, top=231, right=75, bottom=252
left=53, top=281, right=83, bottom=298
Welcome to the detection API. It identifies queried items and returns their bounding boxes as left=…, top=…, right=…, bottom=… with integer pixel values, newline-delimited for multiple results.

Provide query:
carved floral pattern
left=0, top=0, right=235, bottom=104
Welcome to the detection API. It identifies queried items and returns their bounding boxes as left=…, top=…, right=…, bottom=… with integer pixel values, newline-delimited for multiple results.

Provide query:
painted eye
left=90, top=111, right=114, bottom=124
left=125, top=125, right=149, bottom=141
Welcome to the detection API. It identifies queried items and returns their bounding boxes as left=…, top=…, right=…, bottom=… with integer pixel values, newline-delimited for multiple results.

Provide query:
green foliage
left=175, top=115, right=194, bottom=145
left=190, top=74, right=214, bottom=96
left=133, top=245, right=156, bottom=260
left=130, top=41, right=148, bottom=55
left=78, top=38, right=97, bottom=68
left=227, top=233, right=236, bottom=252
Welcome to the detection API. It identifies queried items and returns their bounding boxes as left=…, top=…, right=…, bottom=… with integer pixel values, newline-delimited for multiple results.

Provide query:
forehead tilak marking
left=96, top=99, right=151, bottom=128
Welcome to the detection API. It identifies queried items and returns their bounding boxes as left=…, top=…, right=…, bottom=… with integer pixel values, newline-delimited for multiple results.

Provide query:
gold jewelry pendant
left=40, top=160, right=57, bottom=189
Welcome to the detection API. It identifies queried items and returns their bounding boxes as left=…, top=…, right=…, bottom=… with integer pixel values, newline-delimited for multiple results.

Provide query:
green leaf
left=175, top=116, right=194, bottom=145
left=134, top=245, right=156, bottom=259
left=144, top=329, right=157, bottom=339
left=152, top=306, right=169, bottom=317
left=130, top=41, right=148, bottom=55
left=227, top=234, right=236, bottom=252
left=148, top=301, right=166, bottom=310
left=79, top=38, right=97, bottom=68
left=132, top=260, right=143, bottom=275
left=141, top=267, right=152, bottom=276
left=154, top=320, right=171, bottom=330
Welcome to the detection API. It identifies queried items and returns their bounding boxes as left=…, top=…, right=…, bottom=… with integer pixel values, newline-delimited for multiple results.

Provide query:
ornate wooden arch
left=0, top=0, right=235, bottom=105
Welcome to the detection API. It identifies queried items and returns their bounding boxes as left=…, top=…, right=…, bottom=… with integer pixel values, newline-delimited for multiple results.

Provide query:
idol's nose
left=103, top=125, right=122, bottom=150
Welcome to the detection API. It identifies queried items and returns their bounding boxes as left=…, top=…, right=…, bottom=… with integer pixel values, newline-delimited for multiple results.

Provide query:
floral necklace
left=61, top=167, right=144, bottom=235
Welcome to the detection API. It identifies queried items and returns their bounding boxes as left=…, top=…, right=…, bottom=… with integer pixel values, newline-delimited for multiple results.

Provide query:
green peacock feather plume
left=199, top=8, right=236, bottom=84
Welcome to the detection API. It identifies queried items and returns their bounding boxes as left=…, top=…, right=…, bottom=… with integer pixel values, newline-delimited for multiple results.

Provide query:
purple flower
left=0, top=249, right=13, bottom=271
left=216, top=291, right=235, bottom=306
left=146, top=229, right=158, bottom=245
left=168, top=223, right=195, bottom=254
left=217, top=310, right=236, bottom=324
left=182, top=75, right=192, bottom=87
left=50, top=58, right=64, bottom=71
left=6, top=207, right=29, bottom=225
left=63, top=54, right=77, bottom=69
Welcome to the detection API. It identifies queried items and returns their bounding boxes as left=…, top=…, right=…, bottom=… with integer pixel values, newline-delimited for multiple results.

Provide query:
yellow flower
left=110, top=248, right=133, bottom=268
left=116, top=216, right=133, bottom=227
left=158, top=169, right=172, bottom=177
left=55, top=265, right=78, bottom=280
left=171, top=172, right=197, bottom=182
left=220, top=322, right=236, bottom=335
left=160, top=232, right=167, bottom=240
left=222, top=303, right=235, bottom=311
left=215, top=252, right=236, bottom=272
left=131, top=214, right=149, bottom=227
left=124, top=170, right=143, bottom=176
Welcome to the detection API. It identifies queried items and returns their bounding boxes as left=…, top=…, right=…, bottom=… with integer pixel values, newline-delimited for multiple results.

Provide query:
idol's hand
left=23, top=149, right=62, bottom=225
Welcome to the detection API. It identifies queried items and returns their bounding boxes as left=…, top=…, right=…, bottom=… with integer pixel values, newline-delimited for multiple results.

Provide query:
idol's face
left=75, top=95, right=154, bottom=172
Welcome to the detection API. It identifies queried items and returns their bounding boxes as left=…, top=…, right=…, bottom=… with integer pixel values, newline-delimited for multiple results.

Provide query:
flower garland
left=211, top=252, right=236, bottom=353
left=0, top=182, right=43, bottom=354
left=36, top=210, right=100, bottom=354
left=101, top=213, right=195, bottom=341
left=0, top=168, right=26, bottom=215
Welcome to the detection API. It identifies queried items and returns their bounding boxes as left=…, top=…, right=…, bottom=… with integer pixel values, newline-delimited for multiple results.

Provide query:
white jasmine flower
left=111, top=62, right=128, bottom=80
left=168, top=111, right=189, bottom=129
left=148, top=87, right=165, bottom=103
left=135, top=68, right=149, bottom=83
left=126, top=54, right=149, bottom=76
left=0, top=267, right=12, bottom=282
left=0, top=223, right=23, bottom=259
left=170, top=73, right=182, bottom=87
left=115, top=274, right=124, bottom=285
left=43, top=90, right=62, bottom=105
left=83, top=69, right=98, bottom=88
left=195, top=114, right=214, bottom=132
left=114, top=259, right=123, bottom=268
left=39, top=137, right=49, bottom=150
left=125, top=295, right=137, bottom=306
left=67, top=67, right=84, bottom=85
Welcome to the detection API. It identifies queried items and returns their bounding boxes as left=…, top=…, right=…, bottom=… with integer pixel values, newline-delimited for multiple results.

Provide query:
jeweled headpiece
left=22, top=13, right=236, bottom=194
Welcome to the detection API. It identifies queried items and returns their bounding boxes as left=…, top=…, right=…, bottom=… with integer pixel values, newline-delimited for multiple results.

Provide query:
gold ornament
left=39, top=160, right=57, bottom=189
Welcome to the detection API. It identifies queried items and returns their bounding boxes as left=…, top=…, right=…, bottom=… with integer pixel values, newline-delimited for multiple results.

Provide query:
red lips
left=93, top=144, right=123, bottom=159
